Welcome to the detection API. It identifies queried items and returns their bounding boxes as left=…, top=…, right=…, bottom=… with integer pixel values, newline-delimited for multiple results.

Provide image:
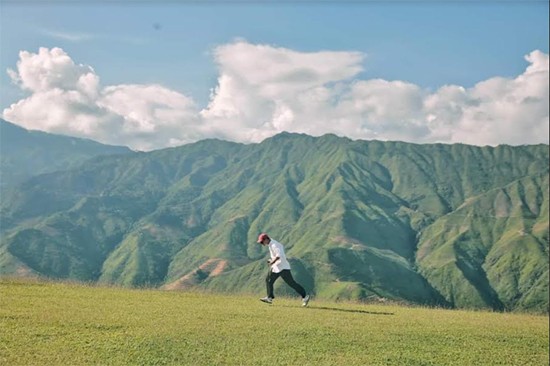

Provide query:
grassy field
left=1, top=278, right=548, bottom=365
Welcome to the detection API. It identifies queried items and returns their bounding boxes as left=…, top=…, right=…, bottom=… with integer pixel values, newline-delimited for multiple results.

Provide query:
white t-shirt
left=268, top=239, right=291, bottom=273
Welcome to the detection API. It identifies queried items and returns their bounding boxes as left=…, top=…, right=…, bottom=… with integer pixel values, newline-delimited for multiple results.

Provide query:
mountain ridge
left=0, top=119, right=133, bottom=194
left=0, top=127, right=547, bottom=312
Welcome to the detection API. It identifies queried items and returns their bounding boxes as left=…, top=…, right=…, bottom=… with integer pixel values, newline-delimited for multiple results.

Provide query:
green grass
left=1, top=278, right=548, bottom=365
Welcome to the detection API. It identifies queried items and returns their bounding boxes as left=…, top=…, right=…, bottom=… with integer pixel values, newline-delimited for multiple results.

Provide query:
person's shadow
left=284, top=304, right=394, bottom=315
left=309, top=305, right=394, bottom=315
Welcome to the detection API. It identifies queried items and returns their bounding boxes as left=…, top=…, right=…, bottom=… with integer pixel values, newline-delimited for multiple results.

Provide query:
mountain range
left=0, top=119, right=131, bottom=194
left=0, top=119, right=548, bottom=312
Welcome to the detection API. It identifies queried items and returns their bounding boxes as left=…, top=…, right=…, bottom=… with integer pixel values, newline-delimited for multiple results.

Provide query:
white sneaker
left=302, top=295, right=310, bottom=307
left=260, top=297, right=273, bottom=304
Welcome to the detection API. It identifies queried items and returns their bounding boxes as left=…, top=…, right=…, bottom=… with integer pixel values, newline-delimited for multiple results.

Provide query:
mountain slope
left=0, top=132, right=548, bottom=311
left=416, top=173, right=549, bottom=311
left=0, top=119, right=132, bottom=193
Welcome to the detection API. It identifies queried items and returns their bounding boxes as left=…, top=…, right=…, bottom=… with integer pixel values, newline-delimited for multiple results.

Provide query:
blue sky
left=1, top=1, right=548, bottom=150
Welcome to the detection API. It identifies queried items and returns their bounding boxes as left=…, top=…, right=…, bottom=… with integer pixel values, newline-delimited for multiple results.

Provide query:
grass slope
left=1, top=278, right=548, bottom=366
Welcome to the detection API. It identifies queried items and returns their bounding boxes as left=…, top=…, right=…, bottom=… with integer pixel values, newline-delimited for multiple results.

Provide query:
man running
left=257, top=233, right=310, bottom=307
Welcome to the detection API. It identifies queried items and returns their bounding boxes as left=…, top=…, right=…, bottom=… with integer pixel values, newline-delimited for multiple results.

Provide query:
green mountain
left=0, top=119, right=132, bottom=194
left=0, top=132, right=548, bottom=312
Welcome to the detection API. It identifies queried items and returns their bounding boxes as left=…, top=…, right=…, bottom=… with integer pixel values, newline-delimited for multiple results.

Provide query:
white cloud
left=97, top=84, right=201, bottom=150
left=40, top=29, right=95, bottom=42
left=3, top=43, right=549, bottom=150
left=200, top=41, right=366, bottom=142
left=424, top=50, right=549, bottom=145
left=200, top=42, right=548, bottom=146
left=8, top=48, right=98, bottom=93
left=39, top=28, right=148, bottom=45
left=3, top=47, right=200, bottom=151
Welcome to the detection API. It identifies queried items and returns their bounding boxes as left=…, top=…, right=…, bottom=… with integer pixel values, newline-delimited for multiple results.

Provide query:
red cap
left=257, top=233, right=270, bottom=243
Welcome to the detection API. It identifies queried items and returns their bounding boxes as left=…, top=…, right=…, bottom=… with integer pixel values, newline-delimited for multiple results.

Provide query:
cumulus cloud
left=200, top=41, right=365, bottom=142
left=201, top=42, right=548, bottom=146
left=2, top=43, right=549, bottom=150
left=4, top=47, right=200, bottom=150
left=424, top=50, right=549, bottom=145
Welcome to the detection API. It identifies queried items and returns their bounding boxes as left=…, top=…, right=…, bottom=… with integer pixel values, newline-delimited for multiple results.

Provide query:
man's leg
left=266, top=270, right=280, bottom=299
left=279, top=270, right=306, bottom=298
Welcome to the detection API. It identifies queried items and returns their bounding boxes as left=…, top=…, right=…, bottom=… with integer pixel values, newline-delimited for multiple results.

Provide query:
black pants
left=266, top=269, right=306, bottom=299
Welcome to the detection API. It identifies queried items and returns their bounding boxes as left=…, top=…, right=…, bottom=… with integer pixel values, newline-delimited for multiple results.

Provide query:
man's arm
left=268, top=256, right=280, bottom=266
